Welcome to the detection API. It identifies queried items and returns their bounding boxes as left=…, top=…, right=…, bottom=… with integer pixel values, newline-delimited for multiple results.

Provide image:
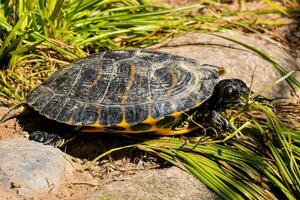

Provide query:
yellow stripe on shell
left=117, top=64, right=136, bottom=128
left=88, top=118, right=104, bottom=128
left=80, top=123, right=200, bottom=135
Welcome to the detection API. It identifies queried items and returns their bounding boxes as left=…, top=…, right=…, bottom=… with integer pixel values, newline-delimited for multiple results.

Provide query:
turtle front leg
left=29, top=131, right=65, bottom=147
left=193, top=109, right=234, bottom=132
left=209, top=110, right=235, bottom=132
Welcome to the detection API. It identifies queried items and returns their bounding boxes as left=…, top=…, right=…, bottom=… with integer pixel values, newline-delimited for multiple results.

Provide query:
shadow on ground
left=16, top=109, right=167, bottom=165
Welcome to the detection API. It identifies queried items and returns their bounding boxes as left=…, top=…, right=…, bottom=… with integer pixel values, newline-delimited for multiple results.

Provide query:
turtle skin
left=26, top=50, right=221, bottom=136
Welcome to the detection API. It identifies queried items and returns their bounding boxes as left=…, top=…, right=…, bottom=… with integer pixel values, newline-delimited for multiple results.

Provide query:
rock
left=90, top=166, right=220, bottom=200
left=0, top=139, right=72, bottom=198
left=151, top=31, right=300, bottom=99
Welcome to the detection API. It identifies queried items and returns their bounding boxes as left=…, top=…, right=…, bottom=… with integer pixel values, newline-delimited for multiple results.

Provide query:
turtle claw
left=29, top=131, right=65, bottom=147
left=210, top=111, right=233, bottom=132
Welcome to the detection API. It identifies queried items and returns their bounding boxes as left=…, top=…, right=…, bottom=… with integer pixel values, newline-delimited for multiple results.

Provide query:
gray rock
left=151, top=31, right=300, bottom=99
left=0, top=139, right=69, bottom=198
left=90, top=166, right=220, bottom=200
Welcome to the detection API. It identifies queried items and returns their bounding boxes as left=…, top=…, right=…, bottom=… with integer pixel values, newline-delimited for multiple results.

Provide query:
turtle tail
left=0, top=102, right=27, bottom=124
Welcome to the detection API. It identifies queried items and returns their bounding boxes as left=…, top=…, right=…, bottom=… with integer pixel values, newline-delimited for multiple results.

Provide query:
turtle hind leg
left=29, top=131, right=65, bottom=147
left=29, top=130, right=76, bottom=147
left=0, top=102, right=27, bottom=123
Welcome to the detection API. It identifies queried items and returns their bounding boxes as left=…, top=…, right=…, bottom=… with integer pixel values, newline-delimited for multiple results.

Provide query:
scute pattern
left=125, top=105, right=148, bottom=124
left=55, top=99, right=84, bottom=124
left=27, top=86, right=54, bottom=110
left=136, top=50, right=170, bottom=63
left=101, top=61, right=131, bottom=104
left=151, top=101, right=177, bottom=119
left=68, top=65, right=103, bottom=102
left=39, top=95, right=65, bottom=119
left=127, top=73, right=150, bottom=104
left=102, top=50, right=135, bottom=61
left=81, top=104, right=100, bottom=125
left=26, top=50, right=219, bottom=127
left=46, top=65, right=82, bottom=95
left=105, top=106, right=123, bottom=124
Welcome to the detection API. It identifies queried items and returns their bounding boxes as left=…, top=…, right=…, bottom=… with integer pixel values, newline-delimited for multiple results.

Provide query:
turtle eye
left=224, top=87, right=233, bottom=98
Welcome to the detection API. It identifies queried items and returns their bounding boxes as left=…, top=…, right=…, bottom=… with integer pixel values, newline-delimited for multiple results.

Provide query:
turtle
left=0, top=50, right=250, bottom=145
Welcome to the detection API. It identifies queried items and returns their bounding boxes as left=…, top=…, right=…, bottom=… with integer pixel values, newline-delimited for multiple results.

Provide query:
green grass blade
left=49, top=0, right=64, bottom=22
left=261, top=0, right=289, bottom=16
left=0, top=12, right=28, bottom=60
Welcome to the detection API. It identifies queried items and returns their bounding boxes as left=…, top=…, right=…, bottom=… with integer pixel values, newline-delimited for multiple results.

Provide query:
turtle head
left=213, top=79, right=250, bottom=109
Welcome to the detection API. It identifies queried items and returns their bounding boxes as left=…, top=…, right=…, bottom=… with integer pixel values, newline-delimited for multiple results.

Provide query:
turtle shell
left=26, top=50, right=219, bottom=133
